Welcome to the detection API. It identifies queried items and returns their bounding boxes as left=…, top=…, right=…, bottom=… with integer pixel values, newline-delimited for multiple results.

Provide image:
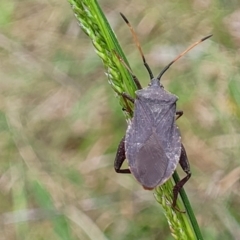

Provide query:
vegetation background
left=0, top=0, right=240, bottom=239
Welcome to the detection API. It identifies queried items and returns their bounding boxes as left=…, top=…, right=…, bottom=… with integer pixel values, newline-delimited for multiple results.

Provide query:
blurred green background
left=0, top=0, right=240, bottom=239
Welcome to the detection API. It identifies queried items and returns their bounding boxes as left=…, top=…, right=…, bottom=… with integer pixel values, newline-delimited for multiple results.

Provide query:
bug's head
left=148, top=77, right=164, bottom=89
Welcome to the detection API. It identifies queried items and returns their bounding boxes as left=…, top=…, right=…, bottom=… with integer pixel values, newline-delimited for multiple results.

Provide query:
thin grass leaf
left=11, top=164, right=29, bottom=240
left=32, top=181, right=73, bottom=240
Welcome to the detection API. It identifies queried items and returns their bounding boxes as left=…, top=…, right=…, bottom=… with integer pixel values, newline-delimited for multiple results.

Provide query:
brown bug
left=114, top=13, right=212, bottom=208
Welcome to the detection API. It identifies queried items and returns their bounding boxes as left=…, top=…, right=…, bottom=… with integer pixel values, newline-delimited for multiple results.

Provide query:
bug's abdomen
left=132, top=132, right=169, bottom=188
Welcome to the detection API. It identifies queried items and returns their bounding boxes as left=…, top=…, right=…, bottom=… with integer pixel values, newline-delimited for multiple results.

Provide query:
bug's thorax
left=135, top=78, right=178, bottom=104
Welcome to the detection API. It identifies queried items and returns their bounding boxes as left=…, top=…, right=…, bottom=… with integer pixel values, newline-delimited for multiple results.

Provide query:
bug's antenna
left=157, top=34, right=212, bottom=81
left=120, top=12, right=154, bottom=79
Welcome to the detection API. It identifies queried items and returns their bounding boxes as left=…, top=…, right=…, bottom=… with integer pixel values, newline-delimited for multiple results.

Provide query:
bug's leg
left=114, top=136, right=131, bottom=174
left=113, top=50, right=142, bottom=90
left=121, top=92, right=135, bottom=104
left=132, top=75, right=142, bottom=90
left=172, top=144, right=191, bottom=208
left=121, top=92, right=135, bottom=115
left=176, top=110, right=183, bottom=120
left=117, top=56, right=142, bottom=90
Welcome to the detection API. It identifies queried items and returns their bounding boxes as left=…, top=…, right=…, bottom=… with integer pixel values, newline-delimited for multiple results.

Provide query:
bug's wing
left=130, top=132, right=170, bottom=189
left=125, top=98, right=181, bottom=189
left=152, top=102, right=182, bottom=175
